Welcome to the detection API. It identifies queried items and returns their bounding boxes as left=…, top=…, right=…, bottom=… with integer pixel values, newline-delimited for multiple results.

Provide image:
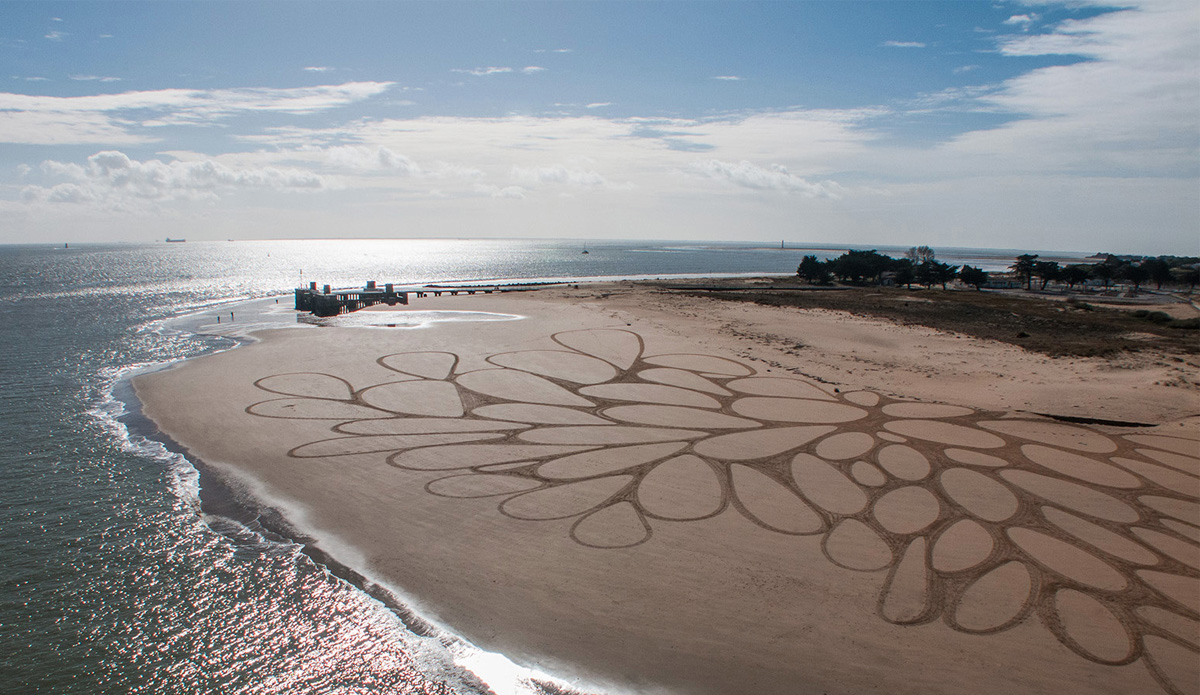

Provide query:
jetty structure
left=294, top=281, right=409, bottom=317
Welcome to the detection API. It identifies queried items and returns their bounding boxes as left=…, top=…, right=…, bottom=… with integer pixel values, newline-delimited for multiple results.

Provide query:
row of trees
left=797, top=247, right=991, bottom=290
left=1011, top=254, right=1200, bottom=291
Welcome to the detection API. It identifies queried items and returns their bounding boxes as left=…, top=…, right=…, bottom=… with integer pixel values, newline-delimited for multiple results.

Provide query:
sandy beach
left=134, top=284, right=1200, bottom=695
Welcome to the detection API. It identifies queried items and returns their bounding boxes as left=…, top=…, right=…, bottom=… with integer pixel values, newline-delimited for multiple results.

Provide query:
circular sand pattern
left=247, top=328, right=1200, bottom=692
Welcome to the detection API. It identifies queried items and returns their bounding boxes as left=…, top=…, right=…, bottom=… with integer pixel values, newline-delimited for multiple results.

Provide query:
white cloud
left=585, top=102, right=612, bottom=109
left=713, top=75, right=743, bottom=81
left=44, top=30, right=66, bottom=41
left=953, top=65, right=979, bottom=74
left=70, top=75, right=122, bottom=82
left=473, top=183, right=526, bottom=199
left=883, top=41, right=926, bottom=48
left=511, top=164, right=628, bottom=189
left=304, top=66, right=334, bottom=73
left=522, top=66, right=547, bottom=74
left=452, top=66, right=512, bottom=76
left=691, top=159, right=844, bottom=198
left=1003, top=14, right=1039, bottom=28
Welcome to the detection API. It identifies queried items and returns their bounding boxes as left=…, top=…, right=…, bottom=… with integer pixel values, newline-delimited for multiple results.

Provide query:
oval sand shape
left=637, top=368, right=730, bottom=396
left=1041, top=507, right=1158, bottom=565
left=814, top=432, right=875, bottom=461
left=882, top=538, right=929, bottom=623
left=933, top=519, right=994, bottom=573
left=256, top=373, right=353, bottom=400
left=359, top=380, right=464, bottom=417
left=940, top=467, right=1019, bottom=522
left=850, top=461, right=887, bottom=487
left=1110, top=457, right=1200, bottom=497
left=572, top=501, right=650, bottom=548
left=338, top=418, right=528, bottom=435
left=581, top=384, right=721, bottom=409
left=883, top=420, right=1004, bottom=449
left=457, top=369, right=592, bottom=407
left=791, top=454, right=868, bottom=515
left=553, top=329, right=642, bottom=369
left=1137, top=606, right=1200, bottom=648
left=1138, top=570, right=1200, bottom=610
left=1131, top=528, right=1200, bottom=570
left=979, top=420, right=1117, bottom=453
left=1021, top=445, right=1142, bottom=489
left=472, top=403, right=610, bottom=426
left=637, top=455, right=724, bottom=520
left=1007, top=527, right=1127, bottom=591
left=1140, top=495, right=1200, bottom=525
left=487, top=350, right=617, bottom=385
left=730, top=465, right=823, bottom=534
left=603, top=405, right=759, bottom=430
left=823, top=519, right=892, bottom=571
left=953, top=561, right=1032, bottom=632
left=877, top=432, right=907, bottom=443
left=391, top=444, right=595, bottom=471
left=379, top=351, right=457, bottom=379
left=1001, top=470, right=1140, bottom=523
left=693, top=426, right=835, bottom=461
left=844, top=391, right=880, bottom=407
left=882, top=403, right=974, bottom=419
left=249, top=398, right=391, bottom=421
left=1054, top=589, right=1133, bottom=663
left=1137, top=448, right=1200, bottom=476
left=519, top=426, right=704, bottom=446
left=501, top=475, right=633, bottom=520
left=538, top=442, right=688, bottom=480
left=1143, top=636, right=1200, bottom=695
left=874, top=486, right=940, bottom=535
left=644, top=353, right=753, bottom=376
left=1161, top=518, right=1200, bottom=543
left=291, top=432, right=500, bottom=458
left=945, top=448, right=1009, bottom=468
left=725, top=377, right=834, bottom=401
left=876, top=445, right=931, bottom=481
left=426, top=474, right=541, bottom=498
left=1126, top=434, right=1200, bottom=457
left=731, top=397, right=867, bottom=424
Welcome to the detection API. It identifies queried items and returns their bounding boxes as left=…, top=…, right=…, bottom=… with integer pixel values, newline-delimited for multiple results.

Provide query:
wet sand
left=134, top=285, right=1200, bottom=695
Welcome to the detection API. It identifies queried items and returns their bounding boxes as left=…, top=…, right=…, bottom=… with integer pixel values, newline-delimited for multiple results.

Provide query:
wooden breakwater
left=294, top=281, right=408, bottom=317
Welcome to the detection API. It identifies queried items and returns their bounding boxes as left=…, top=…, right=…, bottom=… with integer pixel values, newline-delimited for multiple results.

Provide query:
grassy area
left=664, top=281, right=1198, bottom=357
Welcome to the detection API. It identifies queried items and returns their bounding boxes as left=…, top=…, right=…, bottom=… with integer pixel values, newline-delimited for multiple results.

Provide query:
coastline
left=132, top=283, right=1199, bottom=695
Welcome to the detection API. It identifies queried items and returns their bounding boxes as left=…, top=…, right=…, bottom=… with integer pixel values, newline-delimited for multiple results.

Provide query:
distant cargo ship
left=165, top=238, right=186, bottom=243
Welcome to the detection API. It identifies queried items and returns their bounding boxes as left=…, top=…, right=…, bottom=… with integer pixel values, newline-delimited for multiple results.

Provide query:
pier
left=294, top=281, right=408, bottom=317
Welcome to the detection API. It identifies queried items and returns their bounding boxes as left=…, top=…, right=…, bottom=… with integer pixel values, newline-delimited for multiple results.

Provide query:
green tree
left=959, top=265, right=989, bottom=290
left=893, top=259, right=915, bottom=289
left=1121, top=262, right=1150, bottom=291
left=1142, top=258, right=1173, bottom=289
left=827, top=250, right=892, bottom=284
left=905, top=246, right=936, bottom=264
left=1091, top=257, right=1121, bottom=289
left=797, top=255, right=830, bottom=284
left=918, top=260, right=959, bottom=289
left=1033, top=261, right=1061, bottom=290
left=1011, top=254, right=1038, bottom=290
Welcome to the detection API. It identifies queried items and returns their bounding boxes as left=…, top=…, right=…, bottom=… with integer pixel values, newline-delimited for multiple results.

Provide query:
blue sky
left=2, top=1, right=1197, bottom=254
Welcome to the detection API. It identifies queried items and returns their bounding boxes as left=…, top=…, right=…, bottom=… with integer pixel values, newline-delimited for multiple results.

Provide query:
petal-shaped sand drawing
left=1041, top=507, right=1159, bottom=566
left=391, top=444, right=598, bottom=471
left=642, top=353, right=753, bottom=376
left=731, top=397, right=867, bottom=424
left=426, top=473, right=542, bottom=498
left=1136, top=448, right=1200, bottom=475
left=637, top=368, right=731, bottom=396
left=980, top=420, right=1119, bottom=453
left=636, top=455, right=725, bottom=520
left=255, top=373, right=355, bottom=400
left=850, top=461, right=888, bottom=487
left=939, top=468, right=1020, bottom=523
left=580, top=383, right=721, bottom=409
left=248, top=398, right=392, bottom=420
left=359, top=380, right=464, bottom=417
left=1021, top=445, right=1142, bottom=489
left=813, top=432, right=875, bottom=460
left=601, top=405, right=759, bottom=429
left=951, top=561, right=1033, bottom=633
left=791, top=454, right=868, bottom=516
left=1130, top=528, right=1200, bottom=570
left=932, top=519, right=994, bottom=573
left=571, top=501, right=651, bottom=548
left=552, top=329, right=643, bottom=369
left=725, top=377, right=834, bottom=401
left=518, top=426, right=704, bottom=446
left=881, top=403, right=974, bottom=419
left=336, top=417, right=528, bottom=435
left=290, top=432, right=502, bottom=458
left=1160, top=519, right=1200, bottom=543
left=1136, top=606, right=1200, bottom=648
left=472, top=403, right=611, bottom=426
left=843, top=391, right=880, bottom=406
left=1007, top=527, right=1127, bottom=591
left=881, top=537, right=931, bottom=623
left=1053, top=589, right=1134, bottom=664
left=823, top=519, right=892, bottom=571
left=378, top=351, right=458, bottom=379
left=883, top=420, right=1005, bottom=448
left=1138, top=496, right=1200, bottom=525
left=456, top=369, right=593, bottom=407
left=487, top=350, right=617, bottom=384
left=692, top=426, right=835, bottom=461
left=1001, top=470, right=1140, bottom=523
left=1137, top=570, right=1200, bottom=611
left=730, top=464, right=824, bottom=535
left=944, top=448, right=1009, bottom=468
left=873, top=486, right=941, bottom=535
left=1125, top=434, right=1200, bottom=458
left=876, top=445, right=931, bottom=481
left=1110, top=457, right=1200, bottom=496
left=500, top=475, right=634, bottom=520
left=538, top=443, right=688, bottom=480
left=1142, top=635, right=1200, bottom=695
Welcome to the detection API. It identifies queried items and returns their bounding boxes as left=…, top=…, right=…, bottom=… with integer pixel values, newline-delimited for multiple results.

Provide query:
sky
left=1, top=0, right=1197, bottom=254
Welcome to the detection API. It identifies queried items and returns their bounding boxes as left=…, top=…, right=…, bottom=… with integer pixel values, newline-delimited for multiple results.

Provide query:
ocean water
left=0, top=239, right=1090, bottom=695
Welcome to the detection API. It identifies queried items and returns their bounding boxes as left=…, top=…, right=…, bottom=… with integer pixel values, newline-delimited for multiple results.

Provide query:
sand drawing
left=246, top=328, right=1200, bottom=694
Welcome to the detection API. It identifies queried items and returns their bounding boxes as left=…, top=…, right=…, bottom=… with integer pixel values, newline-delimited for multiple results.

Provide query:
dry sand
left=134, top=284, right=1200, bottom=695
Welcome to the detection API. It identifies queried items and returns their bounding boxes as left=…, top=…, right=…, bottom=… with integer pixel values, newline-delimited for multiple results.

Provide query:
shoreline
left=132, top=283, right=1200, bottom=695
